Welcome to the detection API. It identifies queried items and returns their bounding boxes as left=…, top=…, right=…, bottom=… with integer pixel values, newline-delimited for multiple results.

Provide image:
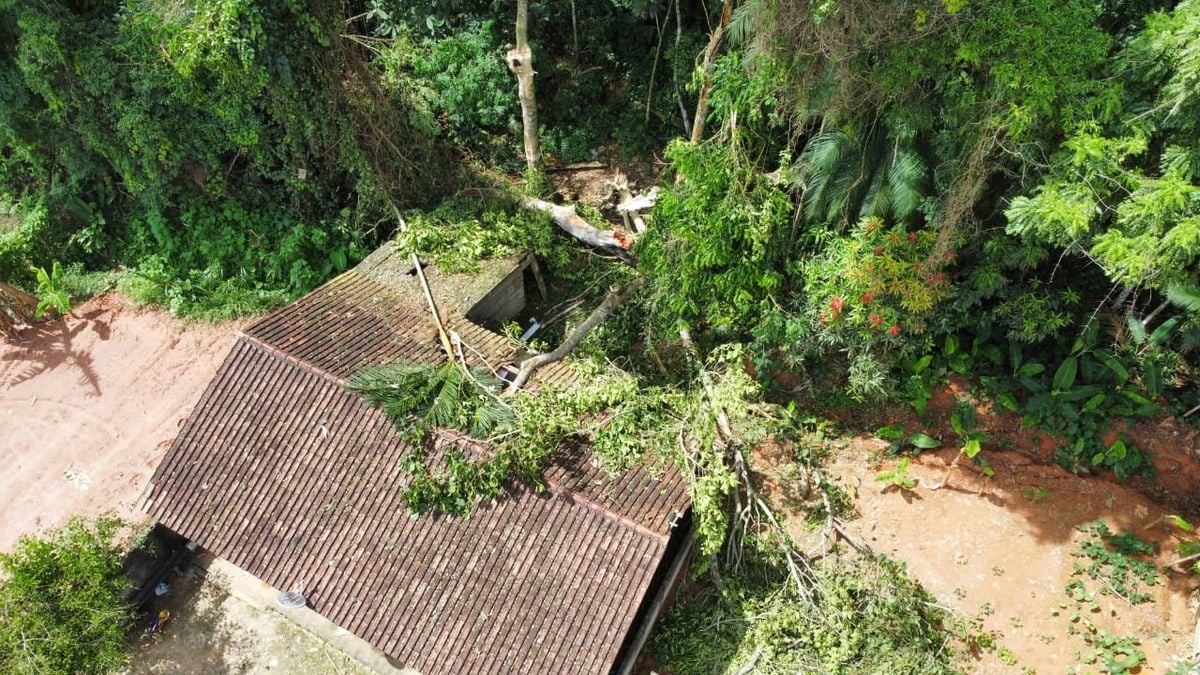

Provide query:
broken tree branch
left=390, top=203, right=455, bottom=361
left=679, top=327, right=815, bottom=599
left=522, top=198, right=630, bottom=251
left=1165, top=550, right=1200, bottom=571
left=616, top=186, right=659, bottom=214
left=733, top=646, right=764, bottom=675
left=505, top=277, right=645, bottom=394
left=610, top=172, right=657, bottom=235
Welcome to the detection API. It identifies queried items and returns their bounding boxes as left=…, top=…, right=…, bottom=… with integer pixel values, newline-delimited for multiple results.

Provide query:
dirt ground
left=124, top=564, right=374, bottom=675
left=0, top=294, right=235, bottom=551
left=757, top=426, right=1200, bottom=673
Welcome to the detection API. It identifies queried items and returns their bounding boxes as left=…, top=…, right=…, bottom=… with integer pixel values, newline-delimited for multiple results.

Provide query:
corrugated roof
left=145, top=261, right=690, bottom=674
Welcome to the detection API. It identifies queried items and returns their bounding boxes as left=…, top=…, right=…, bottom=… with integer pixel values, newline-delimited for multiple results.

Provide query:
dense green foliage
left=630, top=0, right=1200, bottom=484
left=0, top=0, right=454, bottom=317
left=349, top=348, right=774, bottom=555
left=8, top=0, right=1200, bottom=670
left=651, top=552, right=958, bottom=674
left=0, top=517, right=134, bottom=675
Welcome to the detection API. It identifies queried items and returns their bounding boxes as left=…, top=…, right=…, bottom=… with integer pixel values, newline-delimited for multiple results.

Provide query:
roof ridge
left=238, top=331, right=351, bottom=387
left=542, top=472, right=671, bottom=543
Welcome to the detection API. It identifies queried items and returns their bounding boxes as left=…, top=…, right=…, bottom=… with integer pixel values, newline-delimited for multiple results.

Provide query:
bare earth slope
left=0, top=294, right=235, bottom=552
left=759, top=437, right=1200, bottom=673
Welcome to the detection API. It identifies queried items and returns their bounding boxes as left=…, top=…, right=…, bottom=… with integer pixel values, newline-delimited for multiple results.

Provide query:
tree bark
left=505, top=278, right=645, bottom=394
left=507, top=0, right=541, bottom=171
left=523, top=198, right=627, bottom=249
left=388, top=203, right=455, bottom=361
left=690, top=0, right=733, bottom=143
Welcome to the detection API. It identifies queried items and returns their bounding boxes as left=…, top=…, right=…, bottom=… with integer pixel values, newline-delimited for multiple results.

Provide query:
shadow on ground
left=125, top=568, right=251, bottom=675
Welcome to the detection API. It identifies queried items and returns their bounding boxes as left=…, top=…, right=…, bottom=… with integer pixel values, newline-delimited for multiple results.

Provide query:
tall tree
left=506, top=0, right=541, bottom=170
left=691, top=0, right=733, bottom=142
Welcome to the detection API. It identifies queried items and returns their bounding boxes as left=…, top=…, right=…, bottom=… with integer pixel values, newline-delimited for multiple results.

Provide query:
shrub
left=0, top=516, right=135, bottom=674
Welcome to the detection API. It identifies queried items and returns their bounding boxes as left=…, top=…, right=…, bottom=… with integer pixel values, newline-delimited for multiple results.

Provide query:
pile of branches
left=0, top=284, right=36, bottom=337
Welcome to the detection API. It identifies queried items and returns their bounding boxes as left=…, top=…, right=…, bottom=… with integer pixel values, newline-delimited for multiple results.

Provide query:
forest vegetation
left=3, top=0, right=1200, bottom=672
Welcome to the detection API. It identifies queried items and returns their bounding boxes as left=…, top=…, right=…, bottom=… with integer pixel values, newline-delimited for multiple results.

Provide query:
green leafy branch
left=31, top=262, right=71, bottom=319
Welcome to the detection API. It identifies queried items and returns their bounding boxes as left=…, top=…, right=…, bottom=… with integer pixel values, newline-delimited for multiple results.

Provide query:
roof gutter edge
left=612, top=522, right=695, bottom=675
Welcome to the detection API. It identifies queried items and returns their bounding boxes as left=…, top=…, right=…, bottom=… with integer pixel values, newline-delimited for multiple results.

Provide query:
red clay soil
left=0, top=294, right=236, bottom=552
left=829, top=375, right=1200, bottom=514
left=756, top=426, right=1200, bottom=672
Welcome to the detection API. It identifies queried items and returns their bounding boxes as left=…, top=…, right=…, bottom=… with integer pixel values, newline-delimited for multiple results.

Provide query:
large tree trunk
left=523, top=198, right=628, bottom=250
left=507, top=0, right=541, bottom=171
left=690, top=0, right=734, bottom=143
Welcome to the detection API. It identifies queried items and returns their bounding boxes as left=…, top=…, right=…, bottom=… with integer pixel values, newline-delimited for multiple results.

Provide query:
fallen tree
left=505, top=276, right=645, bottom=394
left=523, top=197, right=628, bottom=250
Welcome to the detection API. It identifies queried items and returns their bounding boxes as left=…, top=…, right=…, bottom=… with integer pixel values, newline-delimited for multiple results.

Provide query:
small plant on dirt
left=31, top=261, right=71, bottom=319
left=1069, top=520, right=1159, bottom=604
left=1022, top=486, right=1051, bottom=501
left=1079, top=630, right=1146, bottom=674
left=1090, top=438, right=1146, bottom=479
left=930, top=399, right=990, bottom=489
left=875, top=457, right=917, bottom=491
left=875, top=424, right=941, bottom=455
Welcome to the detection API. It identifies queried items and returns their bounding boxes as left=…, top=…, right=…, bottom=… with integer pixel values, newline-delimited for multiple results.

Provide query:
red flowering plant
left=801, top=216, right=955, bottom=365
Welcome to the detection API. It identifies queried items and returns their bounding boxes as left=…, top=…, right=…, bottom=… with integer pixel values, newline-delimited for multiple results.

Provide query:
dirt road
left=0, top=295, right=235, bottom=552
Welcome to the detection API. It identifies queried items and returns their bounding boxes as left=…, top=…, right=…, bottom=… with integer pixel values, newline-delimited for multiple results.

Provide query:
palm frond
left=348, top=361, right=510, bottom=441
left=1167, top=282, right=1200, bottom=312
left=887, top=150, right=927, bottom=220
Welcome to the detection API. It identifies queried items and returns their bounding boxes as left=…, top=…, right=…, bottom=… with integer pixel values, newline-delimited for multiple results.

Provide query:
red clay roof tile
left=146, top=269, right=689, bottom=674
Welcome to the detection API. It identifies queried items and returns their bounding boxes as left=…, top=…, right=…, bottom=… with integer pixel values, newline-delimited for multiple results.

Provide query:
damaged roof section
left=145, top=258, right=690, bottom=674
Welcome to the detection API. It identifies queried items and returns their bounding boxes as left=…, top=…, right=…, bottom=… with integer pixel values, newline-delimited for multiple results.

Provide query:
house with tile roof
left=142, top=245, right=692, bottom=674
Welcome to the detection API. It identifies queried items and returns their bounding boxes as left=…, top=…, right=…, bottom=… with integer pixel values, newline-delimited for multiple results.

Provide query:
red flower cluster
left=907, top=231, right=919, bottom=244
left=873, top=246, right=885, bottom=256
left=868, top=313, right=883, bottom=329
left=944, top=250, right=957, bottom=261
left=859, top=292, right=876, bottom=304
left=888, top=324, right=901, bottom=336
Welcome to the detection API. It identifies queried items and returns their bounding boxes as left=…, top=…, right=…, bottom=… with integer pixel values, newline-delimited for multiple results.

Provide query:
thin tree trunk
left=505, top=278, right=644, bottom=394
left=673, top=0, right=691, bottom=135
left=507, top=0, right=540, bottom=171
left=690, top=0, right=733, bottom=143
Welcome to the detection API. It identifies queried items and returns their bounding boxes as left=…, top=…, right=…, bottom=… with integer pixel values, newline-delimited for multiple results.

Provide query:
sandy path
left=0, top=295, right=236, bottom=552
